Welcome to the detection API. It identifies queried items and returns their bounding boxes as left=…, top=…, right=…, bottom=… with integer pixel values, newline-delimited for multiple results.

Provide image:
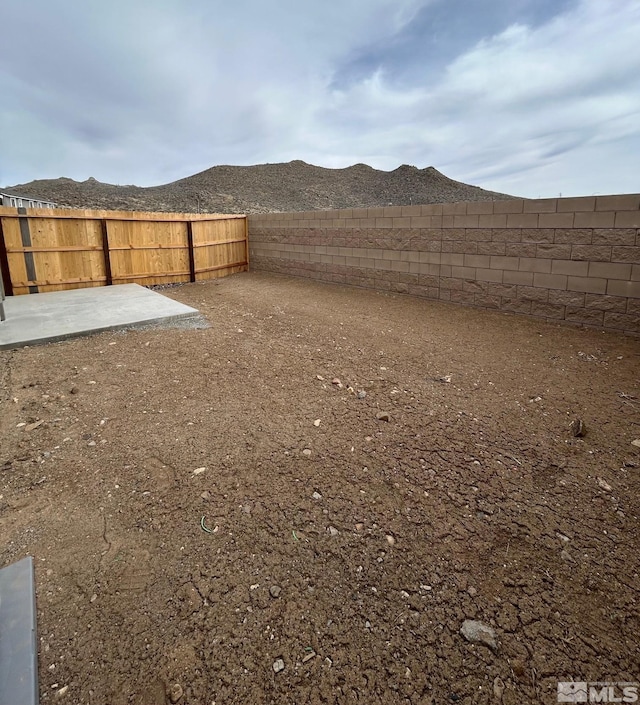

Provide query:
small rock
left=169, top=683, right=183, bottom=703
left=467, top=586, right=477, bottom=597
left=70, top=387, right=79, bottom=394
left=302, top=651, right=316, bottom=663
left=313, top=419, right=321, bottom=427
left=570, top=418, right=586, bottom=437
left=90, top=593, right=97, bottom=603
left=312, top=491, right=322, bottom=500
left=193, top=467, right=206, bottom=475
left=631, top=439, right=640, bottom=448
left=561, top=549, right=575, bottom=563
left=376, top=411, right=391, bottom=422
left=597, top=477, right=612, bottom=492
left=302, top=449, right=312, bottom=456
left=54, top=686, right=69, bottom=699
left=87, top=440, right=96, bottom=447
left=201, top=490, right=211, bottom=500
left=437, top=375, right=452, bottom=383
left=460, top=619, right=498, bottom=652
left=355, top=523, right=364, bottom=531
left=25, top=420, right=44, bottom=432
left=269, top=585, right=282, bottom=598
left=316, top=375, right=325, bottom=381
left=272, top=658, right=285, bottom=673
left=357, top=390, right=367, bottom=399
left=242, top=504, right=252, bottom=514
left=493, top=677, right=505, bottom=700
left=386, top=534, right=396, bottom=546
left=328, top=526, right=339, bottom=536
left=331, top=378, right=341, bottom=386
left=556, top=532, right=570, bottom=543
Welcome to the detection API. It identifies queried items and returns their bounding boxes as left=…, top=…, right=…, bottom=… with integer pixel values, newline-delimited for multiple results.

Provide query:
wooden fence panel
left=192, top=217, right=249, bottom=280
left=0, top=206, right=248, bottom=294
left=107, top=220, right=190, bottom=286
left=16, top=217, right=105, bottom=294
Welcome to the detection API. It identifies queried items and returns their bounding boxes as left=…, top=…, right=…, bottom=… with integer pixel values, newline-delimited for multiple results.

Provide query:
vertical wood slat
left=100, top=219, right=113, bottom=286
left=17, top=208, right=38, bottom=293
left=0, top=217, right=13, bottom=296
left=186, top=221, right=196, bottom=282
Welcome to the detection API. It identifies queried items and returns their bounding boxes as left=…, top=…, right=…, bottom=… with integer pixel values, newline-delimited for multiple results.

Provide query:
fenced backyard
left=0, top=206, right=248, bottom=295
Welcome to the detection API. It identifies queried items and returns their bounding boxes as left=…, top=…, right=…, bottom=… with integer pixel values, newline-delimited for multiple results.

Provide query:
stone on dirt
left=376, top=411, right=391, bottom=422
left=570, top=418, right=586, bottom=437
left=269, top=585, right=282, bottom=598
left=357, top=390, right=367, bottom=399
left=460, top=619, right=498, bottom=652
left=302, top=448, right=312, bottom=456
left=313, top=419, right=321, bottom=427
left=328, top=526, right=339, bottom=536
left=169, top=683, right=183, bottom=703
left=272, top=658, right=285, bottom=673
left=312, top=491, right=322, bottom=500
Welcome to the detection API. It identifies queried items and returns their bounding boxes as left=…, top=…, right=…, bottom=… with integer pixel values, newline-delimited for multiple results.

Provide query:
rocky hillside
left=4, top=161, right=517, bottom=214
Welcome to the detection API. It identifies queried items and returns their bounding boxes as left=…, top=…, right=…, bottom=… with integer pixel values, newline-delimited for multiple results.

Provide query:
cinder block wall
left=248, top=195, right=640, bottom=335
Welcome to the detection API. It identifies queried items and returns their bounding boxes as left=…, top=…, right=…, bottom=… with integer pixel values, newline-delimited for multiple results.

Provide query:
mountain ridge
left=4, top=160, right=518, bottom=214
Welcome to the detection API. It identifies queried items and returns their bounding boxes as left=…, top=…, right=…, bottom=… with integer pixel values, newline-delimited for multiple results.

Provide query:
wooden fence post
left=100, top=219, right=113, bottom=286
left=186, top=221, right=196, bottom=282
left=0, top=217, right=13, bottom=296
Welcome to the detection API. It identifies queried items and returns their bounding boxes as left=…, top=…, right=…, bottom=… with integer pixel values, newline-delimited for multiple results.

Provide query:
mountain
left=3, top=161, right=517, bottom=214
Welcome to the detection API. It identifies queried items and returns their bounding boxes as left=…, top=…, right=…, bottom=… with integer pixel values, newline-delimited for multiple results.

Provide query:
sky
left=1, top=0, right=639, bottom=197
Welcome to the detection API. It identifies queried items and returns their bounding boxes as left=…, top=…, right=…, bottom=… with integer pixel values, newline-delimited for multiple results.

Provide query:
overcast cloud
left=1, top=0, right=639, bottom=197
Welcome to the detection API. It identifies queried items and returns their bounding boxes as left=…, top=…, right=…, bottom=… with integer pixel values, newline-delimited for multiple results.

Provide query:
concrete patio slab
left=0, top=284, right=201, bottom=350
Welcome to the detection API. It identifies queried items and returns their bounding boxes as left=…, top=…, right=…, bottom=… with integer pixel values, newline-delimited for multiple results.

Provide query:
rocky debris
left=200, top=490, right=211, bottom=500
left=631, top=439, right=640, bottom=448
left=357, top=390, right=367, bottom=399
left=272, top=658, right=285, bottom=673
left=312, top=491, right=322, bottom=500
left=332, top=377, right=342, bottom=387
left=376, top=411, right=391, bottom=422
left=302, top=651, right=316, bottom=663
left=193, top=467, right=206, bottom=475
left=70, top=387, right=79, bottom=394
left=168, top=683, right=183, bottom=703
left=386, top=535, right=396, bottom=546
left=302, top=449, right=312, bottom=456
left=313, top=419, right=321, bottom=427
left=25, top=420, right=44, bottom=432
left=269, top=585, right=282, bottom=598
left=460, top=620, right=498, bottom=652
left=5, top=162, right=516, bottom=215
left=54, top=686, right=69, bottom=699
left=570, top=418, right=586, bottom=437
left=328, top=526, right=339, bottom=536
left=597, top=477, right=612, bottom=492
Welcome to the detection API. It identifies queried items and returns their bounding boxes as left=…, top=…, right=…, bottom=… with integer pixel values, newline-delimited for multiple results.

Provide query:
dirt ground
left=1, top=271, right=638, bottom=705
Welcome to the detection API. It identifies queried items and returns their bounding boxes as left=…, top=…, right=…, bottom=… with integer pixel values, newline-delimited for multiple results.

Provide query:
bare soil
left=0, top=272, right=638, bottom=705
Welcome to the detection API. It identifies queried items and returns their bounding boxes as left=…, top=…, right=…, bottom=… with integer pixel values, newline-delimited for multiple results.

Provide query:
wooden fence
left=0, top=206, right=248, bottom=295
